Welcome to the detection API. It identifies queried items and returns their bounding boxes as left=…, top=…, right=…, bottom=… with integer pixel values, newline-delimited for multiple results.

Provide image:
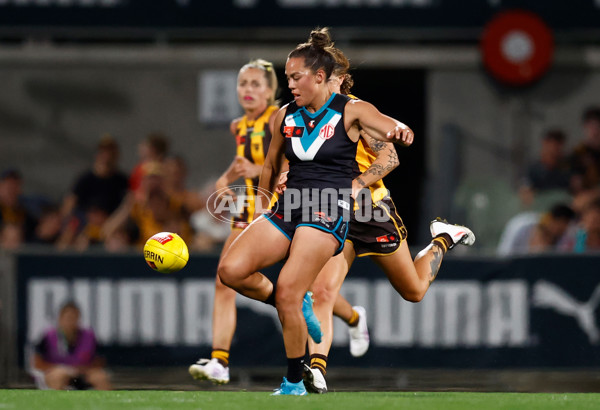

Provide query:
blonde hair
left=240, top=59, right=278, bottom=106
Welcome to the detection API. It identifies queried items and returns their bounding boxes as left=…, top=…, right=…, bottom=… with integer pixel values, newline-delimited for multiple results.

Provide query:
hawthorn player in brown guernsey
left=188, top=59, right=279, bottom=385
left=303, top=40, right=476, bottom=394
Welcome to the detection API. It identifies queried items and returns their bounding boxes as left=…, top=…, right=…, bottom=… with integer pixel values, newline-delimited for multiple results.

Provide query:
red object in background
left=481, top=10, right=554, bottom=86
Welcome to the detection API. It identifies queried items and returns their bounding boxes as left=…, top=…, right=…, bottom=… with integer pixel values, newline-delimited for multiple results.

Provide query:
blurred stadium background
left=1, top=0, right=600, bottom=392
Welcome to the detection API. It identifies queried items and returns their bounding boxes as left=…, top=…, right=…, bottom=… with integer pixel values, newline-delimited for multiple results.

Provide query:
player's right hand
left=275, top=171, right=288, bottom=194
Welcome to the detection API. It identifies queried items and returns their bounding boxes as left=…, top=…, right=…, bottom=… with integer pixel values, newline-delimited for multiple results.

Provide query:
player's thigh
left=218, top=229, right=243, bottom=262
left=219, top=216, right=290, bottom=276
left=370, top=240, right=421, bottom=293
left=277, top=226, right=339, bottom=295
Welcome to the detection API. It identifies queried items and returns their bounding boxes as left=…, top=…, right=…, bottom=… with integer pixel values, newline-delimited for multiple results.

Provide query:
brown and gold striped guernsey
left=232, top=105, right=278, bottom=228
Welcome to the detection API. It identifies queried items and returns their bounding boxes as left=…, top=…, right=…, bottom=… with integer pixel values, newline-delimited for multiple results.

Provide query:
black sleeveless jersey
left=280, top=93, right=359, bottom=191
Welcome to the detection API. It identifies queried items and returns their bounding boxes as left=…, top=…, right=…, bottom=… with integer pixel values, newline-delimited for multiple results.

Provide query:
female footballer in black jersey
left=217, top=28, right=417, bottom=395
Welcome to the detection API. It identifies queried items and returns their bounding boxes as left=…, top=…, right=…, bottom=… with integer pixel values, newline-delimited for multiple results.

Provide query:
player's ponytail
left=329, top=46, right=354, bottom=95
left=288, top=27, right=336, bottom=78
left=308, top=27, right=333, bottom=50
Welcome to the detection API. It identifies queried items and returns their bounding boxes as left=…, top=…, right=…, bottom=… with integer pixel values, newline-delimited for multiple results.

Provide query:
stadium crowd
left=0, top=108, right=599, bottom=255
left=497, top=106, right=600, bottom=255
left=0, top=132, right=228, bottom=254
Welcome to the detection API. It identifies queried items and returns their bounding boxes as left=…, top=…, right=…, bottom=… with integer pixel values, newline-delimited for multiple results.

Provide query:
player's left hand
left=233, top=156, right=262, bottom=179
left=386, top=125, right=414, bottom=146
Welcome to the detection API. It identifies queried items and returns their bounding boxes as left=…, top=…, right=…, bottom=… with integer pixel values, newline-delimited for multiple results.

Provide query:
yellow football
left=143, top=232, right=189, bottom=274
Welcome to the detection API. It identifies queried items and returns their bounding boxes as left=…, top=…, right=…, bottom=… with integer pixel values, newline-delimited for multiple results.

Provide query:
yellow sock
left=211, top=349, right=230, bottom=367
left=348, top=308, right=360, bottom=327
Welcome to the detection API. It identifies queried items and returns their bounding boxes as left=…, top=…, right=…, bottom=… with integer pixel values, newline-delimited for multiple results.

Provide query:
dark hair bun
left=309, top=27, right=333, bottom=50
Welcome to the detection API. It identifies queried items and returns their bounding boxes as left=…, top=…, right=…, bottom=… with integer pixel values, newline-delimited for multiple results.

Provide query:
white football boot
left=430, top=217, right=476, bottom=249
left=188, top=358, right=230, bottom=384
left=349, top=306, right=370, bottom=357
left=303, top=364, right=327, bottom=394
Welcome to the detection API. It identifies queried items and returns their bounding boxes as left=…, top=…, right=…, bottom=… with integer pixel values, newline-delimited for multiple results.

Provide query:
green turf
left=1, top=390, right=599, bottom=410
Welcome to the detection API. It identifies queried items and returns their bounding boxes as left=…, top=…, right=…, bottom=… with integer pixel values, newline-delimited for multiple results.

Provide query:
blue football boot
left=302, top=291, right=323, bottom=343
left=272, top=377, right=308, bottom=396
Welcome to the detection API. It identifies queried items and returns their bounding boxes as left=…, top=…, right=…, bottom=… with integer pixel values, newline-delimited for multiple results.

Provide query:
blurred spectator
left=560, top=196, right=600, bottom=253
left=164, top=155, right=204, bottom=215
left=30, top=301, right=111, bottom=390
left=59, top=136, right=128, bottom=249
left=497, top=204, right=575, bottom=256
left=31, top=205, right=62, bottom=245
left=569, top=107, right=600, bottom=194
left=190, top=179, right=230, bottom=252
left=61, top=135, right=128, bottom=219
left=129, top=132, right=169, bottom=194
left=0, top=168, right=36, bottom=249
left=0, top=223, right=24, bottom=250
left=519, top=129, right=571, bottom=207
left=103, top=162, right=192, bottom=248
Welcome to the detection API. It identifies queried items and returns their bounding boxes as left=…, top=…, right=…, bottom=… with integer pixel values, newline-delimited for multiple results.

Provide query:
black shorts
left=265, top=197, right=351, bottom=256
left=347, top=197, right=407, bottom=257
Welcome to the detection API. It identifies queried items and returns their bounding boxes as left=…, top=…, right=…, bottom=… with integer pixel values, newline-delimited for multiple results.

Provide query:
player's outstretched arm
left=345, top=99, right=414, bottom=146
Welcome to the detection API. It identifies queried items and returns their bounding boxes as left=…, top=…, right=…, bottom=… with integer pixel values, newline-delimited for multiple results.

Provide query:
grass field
left=1, top=390, right=600, bottom=410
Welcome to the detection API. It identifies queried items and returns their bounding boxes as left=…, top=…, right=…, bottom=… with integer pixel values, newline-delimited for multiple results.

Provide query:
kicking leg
left=373, top=218, right=476, bottom=303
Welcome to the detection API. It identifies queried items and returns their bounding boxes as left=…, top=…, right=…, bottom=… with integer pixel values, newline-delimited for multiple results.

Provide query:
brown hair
left=240, top=58, right=279, bottom=106
left=59, top=301, right=80, bottom=317
left=543, top=129, right=566, bottom=144
left=288, top=27, right=336, bottom=79
left=146, top=132, right=169, bottom=158
left=329, top=47, right=354, bottom=95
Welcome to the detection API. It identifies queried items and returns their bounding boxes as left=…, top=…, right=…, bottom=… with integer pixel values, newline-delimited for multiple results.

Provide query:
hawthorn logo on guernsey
left=150, top=233, right=174, bottom=245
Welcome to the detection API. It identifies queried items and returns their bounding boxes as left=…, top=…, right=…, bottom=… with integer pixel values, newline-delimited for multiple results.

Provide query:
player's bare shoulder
left=230, top=117, right=243, bottom=136
left=272, top=104, right=289, bottom=128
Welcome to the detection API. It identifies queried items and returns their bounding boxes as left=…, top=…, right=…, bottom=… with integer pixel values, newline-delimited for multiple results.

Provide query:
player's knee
left=217, top=260, right=241, bottom=289
left=275, top=285, right=303, bottom=315
left=401, top=286, right=427, bottom=303
left=311, top=282, right=336, bottom=306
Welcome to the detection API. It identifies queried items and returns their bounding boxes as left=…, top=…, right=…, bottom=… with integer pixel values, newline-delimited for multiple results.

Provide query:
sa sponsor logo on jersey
left=376, top=234, right=398, bottom=243
left=284, top=126, right=305, bottom=138
left=318, top=124, right=335, bottom=140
